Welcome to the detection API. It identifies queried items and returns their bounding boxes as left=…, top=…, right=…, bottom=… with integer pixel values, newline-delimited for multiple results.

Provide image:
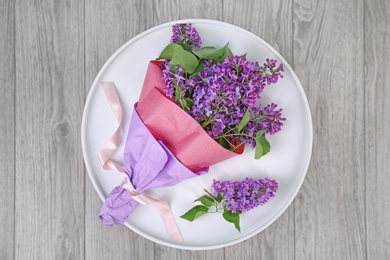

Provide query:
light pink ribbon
left=97, top=82, right=125, bottom=172
left=97, top=81, right=184, bottom=242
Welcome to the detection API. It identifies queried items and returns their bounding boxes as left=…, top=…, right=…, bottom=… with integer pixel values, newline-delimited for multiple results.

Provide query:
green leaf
left=257, top=133, right=270, bottom=155
left=179, top=99, right=187, bottom=110
left=224, top=45, right=234, bottom=57
left=236, top=110, right=250, bottom=133
left=194, top=195, right=215, bottom=207
left=184, top=98, right=194, bottom=110
left=219, top=137, right=230, bottom=149
left=158, top=44, right=176, bottom=59
left=254, top=140, right=263, bottom=159
left=254, top=129, right=269, bottom=159
left=216, top=43, right=234, bottom=62
left=170, top=45, right=199, bottom=74
left=190, top=60, right=204, bottom=78
left=216, top=193, right=223, bottom=203
left=187, top=86, right=194, bottom=97
left=192, top=46, right=220, bottom=59
left=174, top=86, right=184, bottom=102
left=222, top=208, right=241, bottom=232
left=179, top=42, right=192, bottom=52
left=256, top=129, right=267, bottom=138
left=192, top=43, right=231, bottom=62
left=180, top=205, right=209, bottom=222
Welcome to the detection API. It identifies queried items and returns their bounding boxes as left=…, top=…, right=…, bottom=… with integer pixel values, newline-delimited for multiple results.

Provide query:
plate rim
left=81, top=18, right=313, bottom=250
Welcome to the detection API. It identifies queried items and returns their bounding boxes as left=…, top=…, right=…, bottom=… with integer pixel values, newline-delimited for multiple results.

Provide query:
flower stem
left=213, top=132, right=254, bottom=140
left=204, top=189, right=217, bottom=200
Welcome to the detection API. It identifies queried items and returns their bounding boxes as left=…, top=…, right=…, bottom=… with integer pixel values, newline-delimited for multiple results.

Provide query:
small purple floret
left=170, top=23, right=202, bottom=49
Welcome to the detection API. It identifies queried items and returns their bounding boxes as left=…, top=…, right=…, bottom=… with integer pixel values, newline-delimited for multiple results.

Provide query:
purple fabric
left=99, top=105, right=207, bottom=225
left=99, top=186, right=137, bottom=225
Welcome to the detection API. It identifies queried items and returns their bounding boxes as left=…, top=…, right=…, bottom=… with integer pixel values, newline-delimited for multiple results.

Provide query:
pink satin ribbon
left=98, top=82, right=125, bottom=172
left=97, top=81, right=184, bottom=243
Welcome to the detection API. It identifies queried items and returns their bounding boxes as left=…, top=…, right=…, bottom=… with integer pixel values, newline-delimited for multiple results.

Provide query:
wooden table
left=1, top=0, right=389, bottom=259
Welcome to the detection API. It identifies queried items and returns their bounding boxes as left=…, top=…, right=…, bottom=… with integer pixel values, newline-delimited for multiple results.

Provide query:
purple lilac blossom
left=241, top=103, right=286, bottom=147
left=162, top=59, right=193, bottom=99
left=257, top=103, right=285, bottom=135
left=161, top=54, right=285, bottom=147
left=212, top=177, right=278, bottom=213
left=170, top=23, right=202, bottom=49
left=260, top=58, right=285, bottom=84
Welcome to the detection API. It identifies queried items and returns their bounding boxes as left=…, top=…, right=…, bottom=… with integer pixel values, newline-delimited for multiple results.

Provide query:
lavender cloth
left=99, top=106, right=207, bottom=225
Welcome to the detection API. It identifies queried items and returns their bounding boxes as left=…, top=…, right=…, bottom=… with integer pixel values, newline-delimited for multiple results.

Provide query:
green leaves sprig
left=216, top=110, right=271, bottom=159
left=180, top=190, right=242, bottom=232
left=158, top=43, right=234, bottom=76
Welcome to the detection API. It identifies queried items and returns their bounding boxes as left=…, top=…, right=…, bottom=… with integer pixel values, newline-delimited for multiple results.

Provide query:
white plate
left=82, top=19, right=312, bottom=250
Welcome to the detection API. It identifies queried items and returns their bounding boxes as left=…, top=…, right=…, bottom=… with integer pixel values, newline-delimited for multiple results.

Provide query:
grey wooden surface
left=1, top=0, right=389, bottom=259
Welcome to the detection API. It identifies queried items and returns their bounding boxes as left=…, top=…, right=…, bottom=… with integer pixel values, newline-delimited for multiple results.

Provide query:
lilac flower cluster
left=248, top=103, right=286, bottom=138
left=162, top=62, right=188, bottom=98
left=190, top=56, right=285, bottom=138
left=162, top=23, right=287, bottom=154
left=212, top=177, right=278, bottom=213
left=170, top=23, right=202, bottom=49
left=162, top=55, right=285, bottom=147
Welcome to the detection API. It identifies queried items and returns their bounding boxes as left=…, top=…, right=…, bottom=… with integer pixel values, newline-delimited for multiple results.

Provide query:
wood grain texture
left=223, top=0, right=293, bottom=62
left=155, top=0, right=223, bottom=23
left=14, top=0, right=85, bottom=259
left=0, top=0, right=15, bottom=259
left=364, top=0, right=390, bottom=259
left=223, top=1, right=294, bottom=259
left=2, top=0, right=389, bottom=259
left=293, top=0, right=365, bottom=259
left=85, top=1, right=155, bottom=259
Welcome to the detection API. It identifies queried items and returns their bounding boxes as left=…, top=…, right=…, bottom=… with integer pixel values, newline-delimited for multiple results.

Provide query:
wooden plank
left=14, top=0, right=85, bottom=259
left=0, top=0, right=15, bottom=259
left=223, top=1, right=294, bottom=259
left=293, top=0, right=365, bottom=259
left=223, top=0, right=293, bottom=61
left=155, top=0, right=223, bottom=23
left=364, top=0, right=390, bottom=259
left=84, top=1, right=155, bottom=259
left=154, top=248, right=225, bottom=260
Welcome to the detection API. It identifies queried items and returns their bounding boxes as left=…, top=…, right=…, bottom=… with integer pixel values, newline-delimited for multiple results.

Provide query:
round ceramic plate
left=82, top=19, right=312, bottom=250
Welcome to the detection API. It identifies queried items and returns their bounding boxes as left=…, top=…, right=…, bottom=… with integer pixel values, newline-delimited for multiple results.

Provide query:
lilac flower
left=260, top=58, right=284, bottom=85
left=170, top=23, right=202, bottom=49
left=162, top=24, right=286, bottom=155
left=162, top=54, right=285, bottom=148
left=190, top=56, right=264, bottom=127
left=162, top=59, right=191, bottom=99
left=181, top=176, right=279, bottom=231
left=212, top=177, right=278, bottom=213
left=257, top=103, right=286, bottom=135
